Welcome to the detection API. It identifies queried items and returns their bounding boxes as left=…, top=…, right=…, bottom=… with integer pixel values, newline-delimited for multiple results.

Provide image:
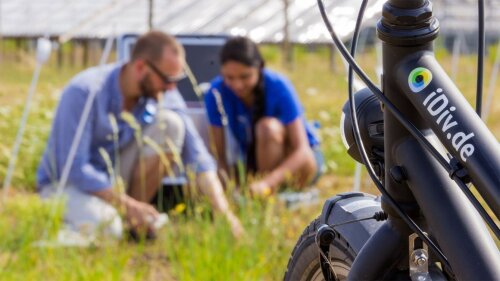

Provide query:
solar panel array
left=0, top=0, right=384, bottom=43
left=1, top=0, right=499, bottom=43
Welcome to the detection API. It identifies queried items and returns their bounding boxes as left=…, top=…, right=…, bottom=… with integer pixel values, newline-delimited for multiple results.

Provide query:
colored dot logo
left=408, top=67, right=433, bottom=93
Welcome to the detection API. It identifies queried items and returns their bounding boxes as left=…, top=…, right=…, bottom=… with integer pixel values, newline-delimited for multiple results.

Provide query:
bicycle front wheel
left=284, top=218, right=356, bottom=281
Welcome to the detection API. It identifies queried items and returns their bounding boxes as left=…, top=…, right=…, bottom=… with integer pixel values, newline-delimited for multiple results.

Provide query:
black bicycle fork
left=346, top=1, right=500, bottom=280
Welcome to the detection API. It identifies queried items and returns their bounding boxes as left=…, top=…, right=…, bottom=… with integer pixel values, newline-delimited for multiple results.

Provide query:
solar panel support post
left=83, top=39, right=89, bottom=67
left=282, top=0, right=293, bottom=70
left=69, top=40, right=76, bottom=68
left=329, top=43, right=336, bottom=73
left=0, top=0, right=3, bottom=61
left=148, top=0, right=154, bottom=30
left=57, top=41, right=64, bottom=68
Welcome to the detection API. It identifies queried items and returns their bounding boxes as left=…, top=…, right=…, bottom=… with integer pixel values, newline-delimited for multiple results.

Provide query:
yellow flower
left=262, top=186, right=272, bottom=197
left=174, top=203, right=186, bottom=214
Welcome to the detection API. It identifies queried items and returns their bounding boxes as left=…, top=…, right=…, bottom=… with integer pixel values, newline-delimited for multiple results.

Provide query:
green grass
left=0, top=43, right=499, bottom=280
left=0, top=46, right=350, bottom=280
left=0, top=191, right=326, bottom=280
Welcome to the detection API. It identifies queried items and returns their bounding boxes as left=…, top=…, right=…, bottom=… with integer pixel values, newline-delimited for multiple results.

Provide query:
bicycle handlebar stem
left=377, top=0, right=439, bottom=217
left=378, top=0, right=438, bottom=46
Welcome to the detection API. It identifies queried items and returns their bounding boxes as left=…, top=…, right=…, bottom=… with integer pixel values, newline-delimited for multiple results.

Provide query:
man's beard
left=139, top=74, right=159, bottom=100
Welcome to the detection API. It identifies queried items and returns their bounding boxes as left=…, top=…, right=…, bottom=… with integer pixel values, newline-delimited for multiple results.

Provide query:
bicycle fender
left=320, top=192, right=384, bottom=254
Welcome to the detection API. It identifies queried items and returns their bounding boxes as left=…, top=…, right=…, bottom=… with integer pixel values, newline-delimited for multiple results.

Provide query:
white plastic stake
left=2, top=38, right=51, bottom=202
left=54, top=35, right=114, bottom=198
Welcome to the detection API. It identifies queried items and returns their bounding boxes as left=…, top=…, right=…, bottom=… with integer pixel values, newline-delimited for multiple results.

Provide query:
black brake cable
left=316, top=3, right=373, bottom=279
left=435, top=0, right=500, bottom=241
left=468, top=0, right=500, bottom=238
left=317, top=0, right=455, bottom=271
left=476, top=0, right=485, bottom=116
left=318, top=0, right=500, bottom=240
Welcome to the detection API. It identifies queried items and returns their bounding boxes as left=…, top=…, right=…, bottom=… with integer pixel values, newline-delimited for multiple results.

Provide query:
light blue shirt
left=37, top=63, right=150, bottom=192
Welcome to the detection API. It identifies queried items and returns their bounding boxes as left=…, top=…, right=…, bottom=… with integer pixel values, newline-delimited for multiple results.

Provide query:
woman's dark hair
left=220, top=36, right=266, bottom=172
left=220, top=36, right=264, bottom=68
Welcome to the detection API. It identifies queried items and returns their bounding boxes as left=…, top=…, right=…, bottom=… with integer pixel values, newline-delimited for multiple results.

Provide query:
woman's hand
left=249, top=180, right=272, bottom=197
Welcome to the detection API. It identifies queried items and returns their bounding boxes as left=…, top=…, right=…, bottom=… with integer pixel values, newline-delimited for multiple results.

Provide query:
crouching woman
left=204, top=36, right=324, bottom=196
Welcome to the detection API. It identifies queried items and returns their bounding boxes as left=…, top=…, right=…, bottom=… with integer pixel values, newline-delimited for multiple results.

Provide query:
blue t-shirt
left=204, top=69, right=319, bottom=156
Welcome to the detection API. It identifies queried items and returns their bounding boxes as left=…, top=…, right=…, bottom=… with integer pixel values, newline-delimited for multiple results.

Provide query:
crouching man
left=37, top=31, right=242, bottom=239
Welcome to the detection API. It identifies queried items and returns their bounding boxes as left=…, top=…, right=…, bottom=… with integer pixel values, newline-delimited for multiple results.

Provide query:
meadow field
left=0, top=42, right=499, bottom=280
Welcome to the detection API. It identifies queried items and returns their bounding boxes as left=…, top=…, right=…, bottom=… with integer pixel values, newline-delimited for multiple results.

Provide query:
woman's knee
left=305, top=148, right=319, bottom=180
left=255, top=117, right=285, bottom=144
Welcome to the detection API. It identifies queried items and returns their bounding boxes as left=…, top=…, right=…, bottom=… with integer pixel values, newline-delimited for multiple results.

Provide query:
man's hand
left=226, top=212, right=245, bottom=239
left=123, top=196, right=159, bottom=234
left=92, top=188, right=160, bottom=237
left=196, top=171, right=246, bottom=239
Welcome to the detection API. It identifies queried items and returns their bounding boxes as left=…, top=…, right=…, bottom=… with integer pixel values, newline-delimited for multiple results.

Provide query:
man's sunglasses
left=145, top=60, right=187, bottom=84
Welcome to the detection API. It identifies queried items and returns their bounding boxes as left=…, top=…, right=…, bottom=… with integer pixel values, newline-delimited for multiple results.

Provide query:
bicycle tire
left=284, top=217, right=356, bottom=281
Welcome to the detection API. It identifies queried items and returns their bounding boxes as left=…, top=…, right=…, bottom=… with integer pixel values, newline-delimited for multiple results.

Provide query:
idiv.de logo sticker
left=408, top=67, right=433, bottom=93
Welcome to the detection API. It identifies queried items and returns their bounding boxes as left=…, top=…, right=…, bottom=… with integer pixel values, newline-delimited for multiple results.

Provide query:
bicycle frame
left=346, top=0, right=500, bottom=280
